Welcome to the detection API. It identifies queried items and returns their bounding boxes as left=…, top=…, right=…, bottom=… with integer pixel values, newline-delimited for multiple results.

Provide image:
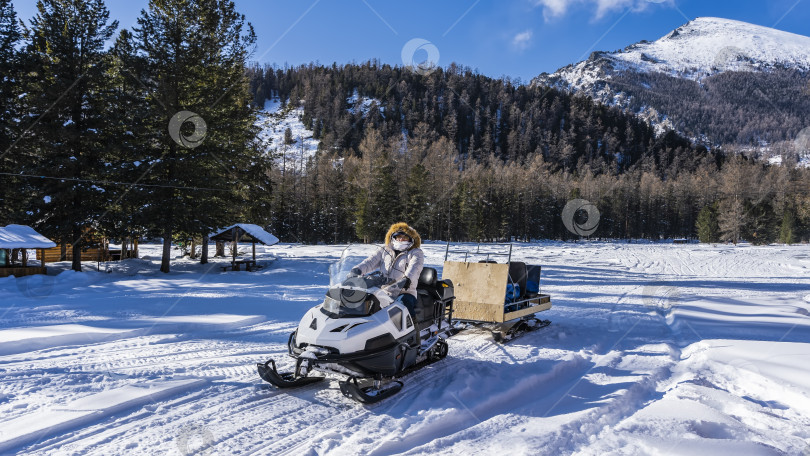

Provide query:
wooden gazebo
left=210, top=224, right=279, bottom=271
left=0, top=225, right=57, bottom=278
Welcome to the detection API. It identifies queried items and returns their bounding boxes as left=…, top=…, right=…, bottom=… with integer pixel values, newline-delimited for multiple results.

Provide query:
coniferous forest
left=247, top=62, right=810, bottom=246
left=1, top=0, right=809, bottom=273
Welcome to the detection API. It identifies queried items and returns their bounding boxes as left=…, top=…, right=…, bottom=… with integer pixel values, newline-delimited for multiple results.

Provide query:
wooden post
left=201, top=234, right=209, bottom=264
left=215, top=241, right=224, bottom=257
left=231, top=227, right=238, bottom=263
left=39, top=249, right=45, bottom=266
left=133, top=238, right=139, bottom=258
left=122, top=237, right=129, bottom=260
left=252, top=242, right=256, bottom=261
left=22, top=249, right=28, bottom=267
left=190, top=237, right=197, bottom=259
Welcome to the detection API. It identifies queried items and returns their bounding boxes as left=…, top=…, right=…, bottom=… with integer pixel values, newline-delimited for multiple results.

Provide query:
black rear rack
left=443, top=242, right=513, bottom=263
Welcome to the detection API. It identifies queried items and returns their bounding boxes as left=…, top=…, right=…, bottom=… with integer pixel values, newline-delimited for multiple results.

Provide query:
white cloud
left=532, top=0, right=576, bottom=19
left=531, top=0, right=669, bottom=21
left=594, top=0, right=636, bottom=19
left=512, top=30, right=533, bottom=50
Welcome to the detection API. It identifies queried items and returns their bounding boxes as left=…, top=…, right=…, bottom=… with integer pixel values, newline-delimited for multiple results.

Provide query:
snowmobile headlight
left=323, top=296, right=340, bottom=314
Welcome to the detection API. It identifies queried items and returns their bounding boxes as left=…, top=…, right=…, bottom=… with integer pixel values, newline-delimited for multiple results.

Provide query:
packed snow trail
left=0, top=242, right=808, bottom=455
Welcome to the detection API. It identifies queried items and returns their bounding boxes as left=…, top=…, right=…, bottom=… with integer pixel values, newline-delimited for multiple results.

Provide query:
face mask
left=392, top=240, right=413, bottom=251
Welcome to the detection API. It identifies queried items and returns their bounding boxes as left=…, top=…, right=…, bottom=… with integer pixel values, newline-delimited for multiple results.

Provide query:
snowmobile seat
left=417, top=267, right=437, bottom=289
left=415, top=267, right=443, bottom=326
left=416, top=268, right=442, bottom=300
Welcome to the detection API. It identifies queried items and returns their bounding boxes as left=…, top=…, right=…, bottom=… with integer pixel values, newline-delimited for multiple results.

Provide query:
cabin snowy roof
left=0, top=225, right=57, bottom=249
left=210, top=224, right=279, bottom=245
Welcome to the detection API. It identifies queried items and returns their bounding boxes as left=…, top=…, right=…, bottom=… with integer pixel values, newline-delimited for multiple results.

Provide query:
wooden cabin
left=41, top=229, right=111, bottom=262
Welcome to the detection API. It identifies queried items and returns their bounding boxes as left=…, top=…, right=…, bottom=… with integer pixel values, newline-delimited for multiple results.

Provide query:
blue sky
left=13, top=0, right=810, bottom=81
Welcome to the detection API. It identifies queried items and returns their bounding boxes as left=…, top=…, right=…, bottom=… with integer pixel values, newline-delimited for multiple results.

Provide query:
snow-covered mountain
left=536, top=17, right=810, bottom=88
left=531, top=18, right=810, bottom=151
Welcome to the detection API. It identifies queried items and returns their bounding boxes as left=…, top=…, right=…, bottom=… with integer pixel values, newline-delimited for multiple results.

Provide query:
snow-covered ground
left=1, top=242, right=809, bottom=455
left=255, top=92, right=383, bottom=171
left=768, top=153, right=810, bottom=169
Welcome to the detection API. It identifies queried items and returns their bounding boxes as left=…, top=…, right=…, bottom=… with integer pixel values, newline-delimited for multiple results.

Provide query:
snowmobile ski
left=257, top=359, right=325, bottom=388
left=339, top=377, right=404, bottom=404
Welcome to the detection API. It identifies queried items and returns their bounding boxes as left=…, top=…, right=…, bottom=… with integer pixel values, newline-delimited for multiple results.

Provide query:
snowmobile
left=257, top=246, right=457, bottom=404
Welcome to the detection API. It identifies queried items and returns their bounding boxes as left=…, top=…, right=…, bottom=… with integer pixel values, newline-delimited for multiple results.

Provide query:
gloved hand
left=386, top=277, right=410, bottom=292
left=346, top=267, right=362, bottom=278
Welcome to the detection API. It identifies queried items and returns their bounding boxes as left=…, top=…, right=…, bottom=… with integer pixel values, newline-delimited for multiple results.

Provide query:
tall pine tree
left=0, top=0, right=22, bottom=226
left=696, top=202, right=720, bottom=243
left=22, top=0, right=118, bottom=271
left=131, top=0, right=265, bottom=272
left=778, top=206, right=796, bottom=245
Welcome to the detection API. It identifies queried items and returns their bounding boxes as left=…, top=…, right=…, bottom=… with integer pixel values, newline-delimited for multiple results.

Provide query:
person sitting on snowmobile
left=348, top=222, right=424, bottom=320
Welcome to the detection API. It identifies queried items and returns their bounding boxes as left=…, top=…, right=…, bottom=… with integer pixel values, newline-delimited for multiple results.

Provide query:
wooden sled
left=440, top=243, right=552, bottom=342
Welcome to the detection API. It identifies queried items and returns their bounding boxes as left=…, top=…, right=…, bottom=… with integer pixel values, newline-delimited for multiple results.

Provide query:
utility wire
left=0, top=172, right=234, bottom=192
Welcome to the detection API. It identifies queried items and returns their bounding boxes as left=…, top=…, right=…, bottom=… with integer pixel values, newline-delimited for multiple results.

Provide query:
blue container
left=505, top=283, right=521, bottom=302
left=526, top=265, right=541, bottom=295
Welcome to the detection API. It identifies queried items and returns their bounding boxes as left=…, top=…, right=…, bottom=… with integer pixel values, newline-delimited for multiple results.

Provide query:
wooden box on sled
left=441, top=261, right=551, bottom=323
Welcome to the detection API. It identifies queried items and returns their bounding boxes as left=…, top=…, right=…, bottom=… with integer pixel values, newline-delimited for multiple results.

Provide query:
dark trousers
left=400, top=293, right=417, bottom=319
left=400, top=293, right=420, bottom=344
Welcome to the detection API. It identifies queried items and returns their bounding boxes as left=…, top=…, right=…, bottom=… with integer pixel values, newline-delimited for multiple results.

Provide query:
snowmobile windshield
left=329, top=244, right=391, bottom=286
left=322, top=245, right=402, bottom=318
left=322, top=273, right=388, bottom=318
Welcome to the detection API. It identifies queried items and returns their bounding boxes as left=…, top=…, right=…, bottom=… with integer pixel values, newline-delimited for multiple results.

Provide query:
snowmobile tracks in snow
left=0, top=379, right=207, bottom=453
left=267, top=354, right=469, bottom=456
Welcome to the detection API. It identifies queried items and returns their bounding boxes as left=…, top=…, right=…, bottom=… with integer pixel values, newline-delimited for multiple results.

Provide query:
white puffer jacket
left=354, top=223, right=424, bottom=298
left=355, top=246, right=424, bottom=298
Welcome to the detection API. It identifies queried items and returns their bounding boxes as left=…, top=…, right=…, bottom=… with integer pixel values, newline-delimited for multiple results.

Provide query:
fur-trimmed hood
left=384, top=222, right=421, bottom=249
